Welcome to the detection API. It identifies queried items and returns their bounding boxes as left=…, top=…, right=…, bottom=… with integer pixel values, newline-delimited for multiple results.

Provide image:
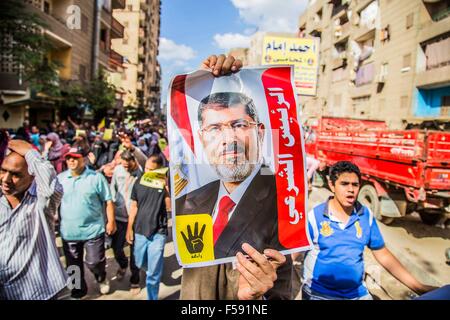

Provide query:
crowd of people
left=1, top=54, right=449, bottom=301
left=0, top=114, right=172, bottom=300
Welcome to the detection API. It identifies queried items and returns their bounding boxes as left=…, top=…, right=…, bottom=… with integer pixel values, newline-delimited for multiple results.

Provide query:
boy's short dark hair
left=329, top=161, right=361, bottom=185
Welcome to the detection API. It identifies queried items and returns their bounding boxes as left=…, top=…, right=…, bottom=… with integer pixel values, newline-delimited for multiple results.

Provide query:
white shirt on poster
left=212, top=164, right=262, bottom=223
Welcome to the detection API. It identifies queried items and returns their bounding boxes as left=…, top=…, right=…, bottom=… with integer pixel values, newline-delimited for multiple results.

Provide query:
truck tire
left=418, top=210, right=444, bottom=225
left=358, top=184, right=394, bottom=225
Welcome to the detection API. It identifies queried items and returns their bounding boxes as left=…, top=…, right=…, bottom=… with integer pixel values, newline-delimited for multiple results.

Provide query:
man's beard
left=213, top=161, right=254, bottom=183
left=211, top=141, right=260, bottom=183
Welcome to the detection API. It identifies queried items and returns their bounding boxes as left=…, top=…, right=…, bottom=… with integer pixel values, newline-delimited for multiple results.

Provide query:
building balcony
left=421, top=34, right=450, bottom=72
left=0, top=73, right=28, bottom=93
left=110, top=49, right=123, bottom=68
left=139, top=11, right=148, bottom=28
left=416, top=64, right=450, bottom=89
left=418, top=14, right=450, bottom=43
left=334, top=21, right=351, bottom=43
left=140, top=11, right=147, bottom=23
left=354, top=26, right=376, bottom=42
left=29, top=0, right=74, bottom=25
left=350, top=83, right=373, bottom=98
left=137, top=81, right=144, bottom=91
left=137, top=63, right=144, bottom=75
left=49, top=46, right=72, bottom=80
left=140, top=0, right=149, bottom=10
left=331, top=1, right=349, bottom=17
left=101, top=7, right=112, bottom=27
left=26, top=3, right=73, bottom=46
left=332, top=66, right=349, bottom=83
left=138, top=46, right=145, bottom=58
left=112, top=0, right=126, bottom=10
left=332, top=55, right=347, bottom=69
left=111, top=16, right=124, bottom=38
left=310, top=20, right=322, bottom=33
left=99, top=40, right=109, bottom=54
left=139, top=27, right=146, bottom=38
left=98, top=50, right=110, bottom=68
left=423, top=0, right=450, bottom=22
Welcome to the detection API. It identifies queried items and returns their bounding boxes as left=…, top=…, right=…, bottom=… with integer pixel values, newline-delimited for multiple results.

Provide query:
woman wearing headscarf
left=44, top=132, right=70, bottom=174
left=137, top=137, right=149, bottom=156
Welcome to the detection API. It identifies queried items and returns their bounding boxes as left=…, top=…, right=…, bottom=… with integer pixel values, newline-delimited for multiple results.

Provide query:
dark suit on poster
left=175, top=167, right=287, bottom=259
left=176, top=167, right=293, bottom=299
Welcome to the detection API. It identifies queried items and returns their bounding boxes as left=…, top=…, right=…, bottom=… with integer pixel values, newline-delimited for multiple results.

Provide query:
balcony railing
left=110, top=49, right=123, bottom=66
left=111, top=17, right=124, bottom=38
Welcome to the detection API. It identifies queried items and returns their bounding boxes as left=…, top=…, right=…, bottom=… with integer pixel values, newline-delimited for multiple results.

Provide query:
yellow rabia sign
left=140, top=167, right=169, bottom=189
left=261, top=36, right=320, bottom=96
left=176, top=214, right=215, bottom=264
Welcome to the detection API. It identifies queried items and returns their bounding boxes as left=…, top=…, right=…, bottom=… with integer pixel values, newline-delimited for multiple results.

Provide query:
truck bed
left=313, top=129, right=450, bottom=191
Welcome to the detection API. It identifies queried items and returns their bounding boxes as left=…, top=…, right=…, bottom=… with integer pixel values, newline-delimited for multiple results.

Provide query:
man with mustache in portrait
left=176, top=54, right=292, bottom=301
left=176, top=91, right=287, bottom=259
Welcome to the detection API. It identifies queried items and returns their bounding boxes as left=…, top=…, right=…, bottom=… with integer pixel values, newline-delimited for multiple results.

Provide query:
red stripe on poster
left=262, top=67, right=309, bottom=248
left=170, top=74, right=195, bottom=153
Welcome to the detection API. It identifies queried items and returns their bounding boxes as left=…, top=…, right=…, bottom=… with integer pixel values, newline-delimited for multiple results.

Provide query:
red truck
left=304, top=116, right=450, bottom=225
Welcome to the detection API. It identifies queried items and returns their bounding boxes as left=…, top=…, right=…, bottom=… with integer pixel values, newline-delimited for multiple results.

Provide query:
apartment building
left=298, top=0, right=450, bottom=128
left=0, top=0, right=127, bottom=128
left=111, top=0, right=161, bottom=114
left=228, top=48, right=249, bottom=66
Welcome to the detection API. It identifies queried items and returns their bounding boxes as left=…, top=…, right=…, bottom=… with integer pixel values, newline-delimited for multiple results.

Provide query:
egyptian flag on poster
left=167, top=66, right=313, bottom=268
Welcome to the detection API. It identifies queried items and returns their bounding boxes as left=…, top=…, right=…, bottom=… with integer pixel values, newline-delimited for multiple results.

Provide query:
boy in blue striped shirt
left=301, top=161, right=435, bottom=300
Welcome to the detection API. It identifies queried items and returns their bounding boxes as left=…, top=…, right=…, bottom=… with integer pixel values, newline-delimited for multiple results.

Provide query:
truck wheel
left=418, top=210, right=444, bottom=225
left=358, top=184, right=394, bottom=225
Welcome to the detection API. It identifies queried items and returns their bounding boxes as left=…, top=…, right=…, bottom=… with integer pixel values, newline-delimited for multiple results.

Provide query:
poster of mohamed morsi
left=167, top=65, right=312, bottom=267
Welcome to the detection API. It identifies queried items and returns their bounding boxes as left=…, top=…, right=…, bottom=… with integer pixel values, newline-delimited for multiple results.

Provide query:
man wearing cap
left=58, top=145, right=117, bottom=299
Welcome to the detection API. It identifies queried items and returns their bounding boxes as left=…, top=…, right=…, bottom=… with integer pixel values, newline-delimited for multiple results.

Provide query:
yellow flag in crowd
left=98, top=118, right=106, bottom=130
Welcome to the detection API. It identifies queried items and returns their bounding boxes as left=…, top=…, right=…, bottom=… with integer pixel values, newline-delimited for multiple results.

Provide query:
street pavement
left=56, top=186, right=449, bottom=300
